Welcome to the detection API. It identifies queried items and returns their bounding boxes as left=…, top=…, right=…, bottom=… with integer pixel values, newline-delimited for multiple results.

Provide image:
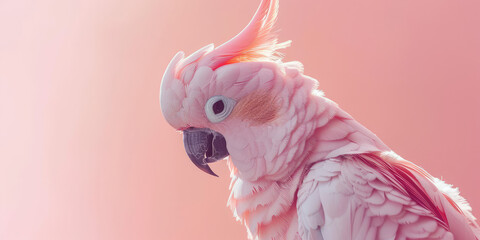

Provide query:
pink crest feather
left=199, top=0, right=291, bottom=69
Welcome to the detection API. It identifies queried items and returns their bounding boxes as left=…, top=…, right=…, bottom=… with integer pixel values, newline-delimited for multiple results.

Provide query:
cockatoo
left=160, top=0, right=479, bottom=239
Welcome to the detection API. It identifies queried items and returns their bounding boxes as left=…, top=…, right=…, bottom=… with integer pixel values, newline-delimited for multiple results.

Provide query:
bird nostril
left=205, top=133, right=214, bottom=158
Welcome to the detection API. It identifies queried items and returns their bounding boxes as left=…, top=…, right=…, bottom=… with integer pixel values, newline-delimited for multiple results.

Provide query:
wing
left=296, top=153, right=464, bottom=240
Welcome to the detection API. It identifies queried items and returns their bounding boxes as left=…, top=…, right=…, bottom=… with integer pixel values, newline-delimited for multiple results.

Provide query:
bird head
left=160, top=0, right=321, bottom=181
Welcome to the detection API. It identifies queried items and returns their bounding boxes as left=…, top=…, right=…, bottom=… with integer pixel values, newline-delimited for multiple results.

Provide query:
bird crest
left=198, top=0, right=290, bottom=69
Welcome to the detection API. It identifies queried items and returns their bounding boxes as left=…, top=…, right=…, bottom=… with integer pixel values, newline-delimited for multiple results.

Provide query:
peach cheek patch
left=231, top=92, right=279, bottom=125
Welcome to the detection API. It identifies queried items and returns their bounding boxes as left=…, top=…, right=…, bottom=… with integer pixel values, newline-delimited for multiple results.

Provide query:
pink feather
left=198, top=0, right=290, bottom=69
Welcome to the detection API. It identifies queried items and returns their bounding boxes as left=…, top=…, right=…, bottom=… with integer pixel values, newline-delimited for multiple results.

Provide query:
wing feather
left=297, top=152, right=477, bottom=239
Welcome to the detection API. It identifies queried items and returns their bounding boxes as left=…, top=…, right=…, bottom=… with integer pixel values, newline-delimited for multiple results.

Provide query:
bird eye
left=205, top=96, right=236, bottom=123
left=212, top=100, right=225, bottom=115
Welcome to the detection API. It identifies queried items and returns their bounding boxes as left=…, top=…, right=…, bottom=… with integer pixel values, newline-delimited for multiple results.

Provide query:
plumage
left=160, top=0, right=479, bottom=239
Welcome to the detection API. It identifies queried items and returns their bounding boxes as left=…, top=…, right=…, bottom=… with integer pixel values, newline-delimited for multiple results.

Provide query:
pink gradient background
left=1, top=0, right=479, bottom=239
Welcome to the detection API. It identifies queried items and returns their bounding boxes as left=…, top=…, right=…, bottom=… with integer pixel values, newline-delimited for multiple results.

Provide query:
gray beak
left=183, top=128, right=229, bottom=177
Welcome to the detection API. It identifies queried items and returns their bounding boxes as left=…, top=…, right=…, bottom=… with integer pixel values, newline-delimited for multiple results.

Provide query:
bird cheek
left=231, top=92, right=279, bottom=125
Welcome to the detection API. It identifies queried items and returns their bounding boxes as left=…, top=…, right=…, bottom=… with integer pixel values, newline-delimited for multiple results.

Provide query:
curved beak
left=183, top=128, right=229, bottom=177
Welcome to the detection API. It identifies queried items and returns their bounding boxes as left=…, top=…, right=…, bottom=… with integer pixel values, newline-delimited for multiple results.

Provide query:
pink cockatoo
left=160, top=0, right=479, bottom=239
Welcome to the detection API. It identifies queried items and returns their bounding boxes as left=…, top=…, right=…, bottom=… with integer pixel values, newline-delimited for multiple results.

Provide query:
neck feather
left=226, top=94, right=389, bottom=239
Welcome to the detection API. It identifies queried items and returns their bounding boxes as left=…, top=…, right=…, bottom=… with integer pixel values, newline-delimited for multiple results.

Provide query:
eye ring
left=205, top=95, right=236, bottom=123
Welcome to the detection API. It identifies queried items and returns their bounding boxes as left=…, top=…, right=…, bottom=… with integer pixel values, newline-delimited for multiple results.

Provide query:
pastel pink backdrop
left=1, top=0, right=479, bottom=239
